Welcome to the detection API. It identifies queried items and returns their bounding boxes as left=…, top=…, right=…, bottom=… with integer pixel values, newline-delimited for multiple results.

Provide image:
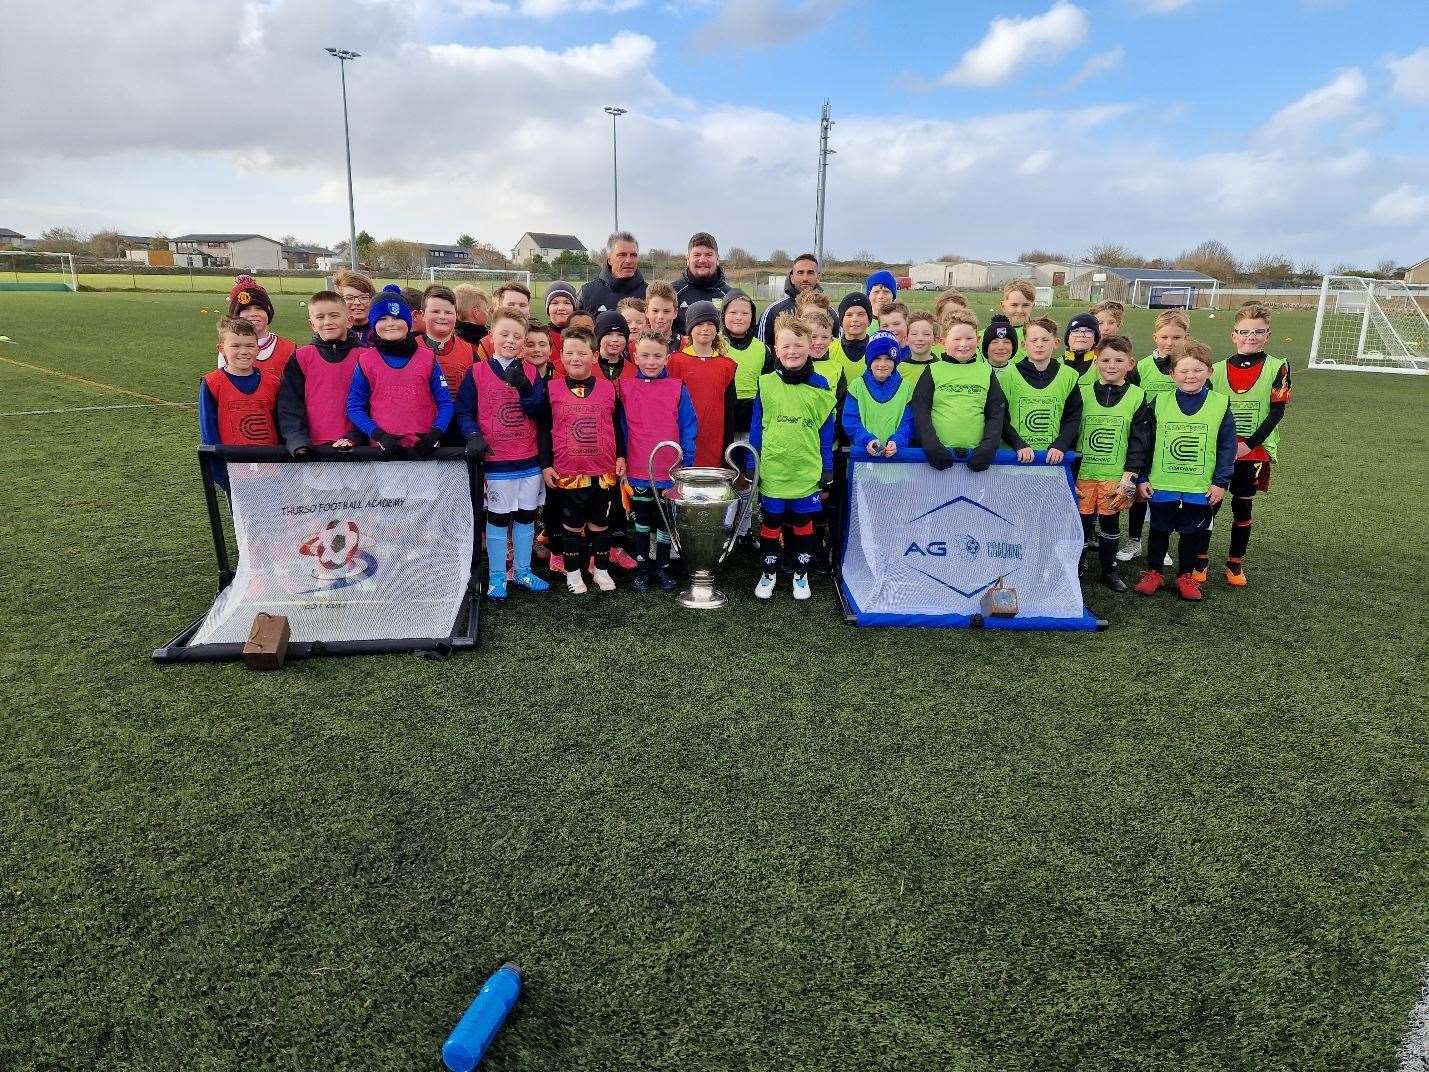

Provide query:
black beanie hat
left=1065, top=312, right=1102, bottom=348
left=982, top=315, right=1016, bottom=359
left=685, top=300, right=720, bottom=332
left=838, top=292, right=873, bottom=322
left=545, top=281, right=578, bottom=313
left=594, top=309, right=629, bottom=345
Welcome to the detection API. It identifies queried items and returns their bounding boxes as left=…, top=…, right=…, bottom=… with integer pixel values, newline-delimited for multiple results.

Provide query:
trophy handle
left=649, top=440, right=683, bottom=555
left=718, top=440, right=759, bottom=565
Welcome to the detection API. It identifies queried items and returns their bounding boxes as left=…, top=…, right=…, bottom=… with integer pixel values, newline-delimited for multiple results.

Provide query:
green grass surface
left=2, top=291, right=1427, bottom=1071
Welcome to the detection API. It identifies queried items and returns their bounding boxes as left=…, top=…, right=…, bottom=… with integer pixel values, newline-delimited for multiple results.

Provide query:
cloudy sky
left=1, top=0, right=1426, bottom=266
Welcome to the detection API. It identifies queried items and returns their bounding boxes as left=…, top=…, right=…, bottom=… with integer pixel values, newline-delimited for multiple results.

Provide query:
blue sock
left=485, top=522, right=508, bottom=586
left=511, top=521, right=536, bottom=575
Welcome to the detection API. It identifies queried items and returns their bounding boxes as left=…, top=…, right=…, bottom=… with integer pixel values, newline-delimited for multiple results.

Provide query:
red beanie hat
left=227, top=275, right=275, bottom=323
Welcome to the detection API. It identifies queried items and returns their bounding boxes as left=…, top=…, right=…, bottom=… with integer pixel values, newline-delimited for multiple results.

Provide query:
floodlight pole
left=327, top=47, right=362, bottom=270
left=604, top=106, right=627, bottom=233
left=814, top=100, right=835, bottom=266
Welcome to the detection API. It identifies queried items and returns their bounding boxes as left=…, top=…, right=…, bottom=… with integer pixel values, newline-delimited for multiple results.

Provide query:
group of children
left=199, top=263, right=1288, bottom=606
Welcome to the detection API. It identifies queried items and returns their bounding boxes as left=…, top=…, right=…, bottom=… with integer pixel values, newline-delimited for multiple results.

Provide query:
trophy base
left=678, top=573, right=728, bottom=610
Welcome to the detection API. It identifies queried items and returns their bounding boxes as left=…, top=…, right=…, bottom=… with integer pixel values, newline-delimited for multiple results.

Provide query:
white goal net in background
left=1309, top=275, right=1429, bottom=376
left=423, top=266, right=532, bottom=294
left=0, top=251, right=77, bottom=292
left=1129, top=277, right=1221, bottom=310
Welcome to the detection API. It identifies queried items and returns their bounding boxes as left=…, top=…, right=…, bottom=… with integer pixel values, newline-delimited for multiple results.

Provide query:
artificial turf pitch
left=1, top=291, right=1427, bottom=1071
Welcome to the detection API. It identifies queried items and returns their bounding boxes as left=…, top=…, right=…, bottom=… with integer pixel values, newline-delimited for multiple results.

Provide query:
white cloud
left=703, top=0, right=845, bottom=48
left=435, top=0, right=644, bottom=16
left=1130, top=0, right=1192, bottom=12
left=1259, top=68, right=1368, bottom=141
left=1018, top=150, right=1054, bottom=176
left=1386, top=47, right=1429, bottom=102
left=1370, top=184, right=1429, bottom=225
left=940, top=2, right=1088, bottom=87
left=1062, top=46, right=1124, bottom=90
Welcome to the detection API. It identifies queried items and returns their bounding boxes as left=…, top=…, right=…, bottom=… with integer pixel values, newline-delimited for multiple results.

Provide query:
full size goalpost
left=0, top=251, right=77, bottom=292
left=1308, top=274, right=1429, bottom=376
left=423, top=266, right=532, bottom=293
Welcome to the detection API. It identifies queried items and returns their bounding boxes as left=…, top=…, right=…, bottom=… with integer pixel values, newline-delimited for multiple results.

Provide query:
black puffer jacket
left=578, top=264, right=648, bottom=313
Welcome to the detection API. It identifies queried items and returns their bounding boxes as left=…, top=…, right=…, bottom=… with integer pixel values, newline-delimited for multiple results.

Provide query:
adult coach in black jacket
left=673, top=231, right=734, bottom=335
left=578, top=231, right=647, bottom=313
left=757, top=252, right=822, bottom=349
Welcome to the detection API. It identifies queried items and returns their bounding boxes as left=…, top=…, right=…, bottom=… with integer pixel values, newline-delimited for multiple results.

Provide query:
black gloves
left=500, top=362, right=532, bottom=393
left=926, top=447, right=954, bottom=471
left=413, top=431, right=442, bottom=457
left=465, top=433, right=489, bottom=460
left=373, top=431, right=402, bottom=454
left=820, top=469, right=834, bottom=489
left=966, top=454, right=991, bottom=473
left=290, top=444, right=313, bottom=459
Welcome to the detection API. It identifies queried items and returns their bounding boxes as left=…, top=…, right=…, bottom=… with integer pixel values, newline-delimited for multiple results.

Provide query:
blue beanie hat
left=369, top=284, right=413, bottom=333
left=1065, top=312, right=1101, bottom=348
left=865, top=330, right=903, bottom=365
left=865, top=270, right=898, bottom=299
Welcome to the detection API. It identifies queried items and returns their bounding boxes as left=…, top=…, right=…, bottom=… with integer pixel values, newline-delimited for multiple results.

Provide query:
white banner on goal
left=192, top=459, right=473, bottom=645
left=838, top=449, right=1099, bottom=630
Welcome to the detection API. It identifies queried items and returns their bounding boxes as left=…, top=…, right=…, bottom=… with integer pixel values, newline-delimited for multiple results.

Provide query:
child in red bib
left=540, top=327, right=626, bottom=594
left=345, top=286, right=453, bottom=455
left=200, top=317, right=280, bottom=448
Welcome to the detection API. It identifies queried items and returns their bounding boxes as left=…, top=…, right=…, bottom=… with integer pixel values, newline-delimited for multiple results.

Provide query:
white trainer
left=754, top=573, right=777, bottom=599
left=590, top=568, right=616, bottom=592
left=565, top=570, right=587, bottom=594
left=1116, top=538, right=1142, bottom=563
left=792, top=575, right=812, bottom=601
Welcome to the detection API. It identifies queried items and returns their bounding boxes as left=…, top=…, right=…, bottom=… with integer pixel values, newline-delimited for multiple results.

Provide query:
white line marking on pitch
left=0, top=402, right=192, bottom=417
left=1402, top=964, right=1428, bottom=1071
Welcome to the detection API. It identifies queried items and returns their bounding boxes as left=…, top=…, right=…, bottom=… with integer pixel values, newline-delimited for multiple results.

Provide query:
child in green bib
left=1062, top=312, right=1101, bottom=382
left=1001, top=316, right=1081, bottom=465
left=748, top=313, right=838, bottom=602
left=1120, top=309, right=1188, bottom=564
left=912, top=311, right=1006, bottom=473
left=981, top=315, right=1017, bottom=371
left=1132, top=342, right=1237, bottom=603
left=842, top=331, right=915, bottom=457
left=1073, top=334, right=1151, bottom=591
left=1204, top=302, right=1290, bottom=587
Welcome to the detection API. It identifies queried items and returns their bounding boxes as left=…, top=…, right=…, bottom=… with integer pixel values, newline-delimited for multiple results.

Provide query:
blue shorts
left=760, top=492, right=821, bottom=516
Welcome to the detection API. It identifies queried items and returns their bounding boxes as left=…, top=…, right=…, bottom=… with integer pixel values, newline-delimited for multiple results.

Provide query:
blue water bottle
left=441, top=962, right=523, bottom=1072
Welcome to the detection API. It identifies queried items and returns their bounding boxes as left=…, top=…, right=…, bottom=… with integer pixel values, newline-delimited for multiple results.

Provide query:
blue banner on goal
left=838, top=449, right=1101, bottom=631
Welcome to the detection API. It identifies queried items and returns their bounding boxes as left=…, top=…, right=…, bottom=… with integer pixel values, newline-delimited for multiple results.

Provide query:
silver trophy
left=650, top=440, right=759, bottom=609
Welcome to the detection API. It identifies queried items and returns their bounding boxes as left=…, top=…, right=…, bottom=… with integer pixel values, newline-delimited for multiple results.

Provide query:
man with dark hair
left=673, top=231, right=733, bottom=336
left=579, top=231, right=647, bottom=314
left=757, top=252, right=822, bottom=349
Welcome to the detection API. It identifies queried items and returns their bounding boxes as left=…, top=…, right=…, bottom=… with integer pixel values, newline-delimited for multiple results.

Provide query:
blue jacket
left=840, top=369, right=915, bottom=454
left=621, top=368, right=699, bottom=489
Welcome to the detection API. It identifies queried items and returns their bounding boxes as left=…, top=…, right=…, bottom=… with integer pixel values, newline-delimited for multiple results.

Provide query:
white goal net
left=1309, top=275, right=1429, bottom=376
left=423, top=266, right=532, bottom=295
left=0, top=251, right=77, bottom=291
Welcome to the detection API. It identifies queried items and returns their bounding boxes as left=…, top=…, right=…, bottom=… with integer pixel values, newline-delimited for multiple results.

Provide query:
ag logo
left=899, top=495, right=1021, bottom=600
left=1230, top=400, right=1257, bottom=435
left=955, top=534, right=980, bottom=560
left=497, top=399, right=527, bottom=428
left=1017, top=399, right=1055, bottom=444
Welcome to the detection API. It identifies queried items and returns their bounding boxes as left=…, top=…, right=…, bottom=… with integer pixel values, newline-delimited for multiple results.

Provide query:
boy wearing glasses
left=1204, top=302, right=1289, bottom=587
left=334, top=269, right=376, bottom=334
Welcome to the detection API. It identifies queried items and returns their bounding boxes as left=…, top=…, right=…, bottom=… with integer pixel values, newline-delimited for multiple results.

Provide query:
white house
left=511, top=232, right=588, bottom=265
left=909, top=259, right=1033, bottom=290
left=1405, top=257, right=1429, bottom=286
left=171, top=234, right=283, bottom=270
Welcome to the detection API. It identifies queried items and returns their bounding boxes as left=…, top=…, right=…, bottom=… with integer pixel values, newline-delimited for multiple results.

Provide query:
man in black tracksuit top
left=579, top=232, right=648, bottom=313
left=673, top=231, right=734, bottom=335
left=757, top=253, right=823, bottom=350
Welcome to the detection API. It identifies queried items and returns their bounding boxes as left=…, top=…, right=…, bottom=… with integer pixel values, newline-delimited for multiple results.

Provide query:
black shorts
left=1230, top=459, right=1269, bottom=497
left=562, top=483, right=618, bottom=529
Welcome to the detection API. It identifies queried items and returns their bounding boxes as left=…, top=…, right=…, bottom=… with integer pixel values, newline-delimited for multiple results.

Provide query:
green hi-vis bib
left=757, top=371, right=837, bottom=498
left=927, top=359, right=992, bottom=451
left=900, top=357, right=937, bottom=387
left=845, top=370, right=915, bottom=444
left=1136, top=354, right=1176, bottom=397
left=1076, top=381, right=1145, bottom=481
left=1149, top=391, right=1229, bottom=494
left=729, top=338, right=767, bottom=401
left=829, top=336, right=868, bottom=389
left=1210, top=355, right=1285, bottom=461
left=1000, top=362, right=1078, bottom=450
left=810, top=355, right=844, bottom=394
